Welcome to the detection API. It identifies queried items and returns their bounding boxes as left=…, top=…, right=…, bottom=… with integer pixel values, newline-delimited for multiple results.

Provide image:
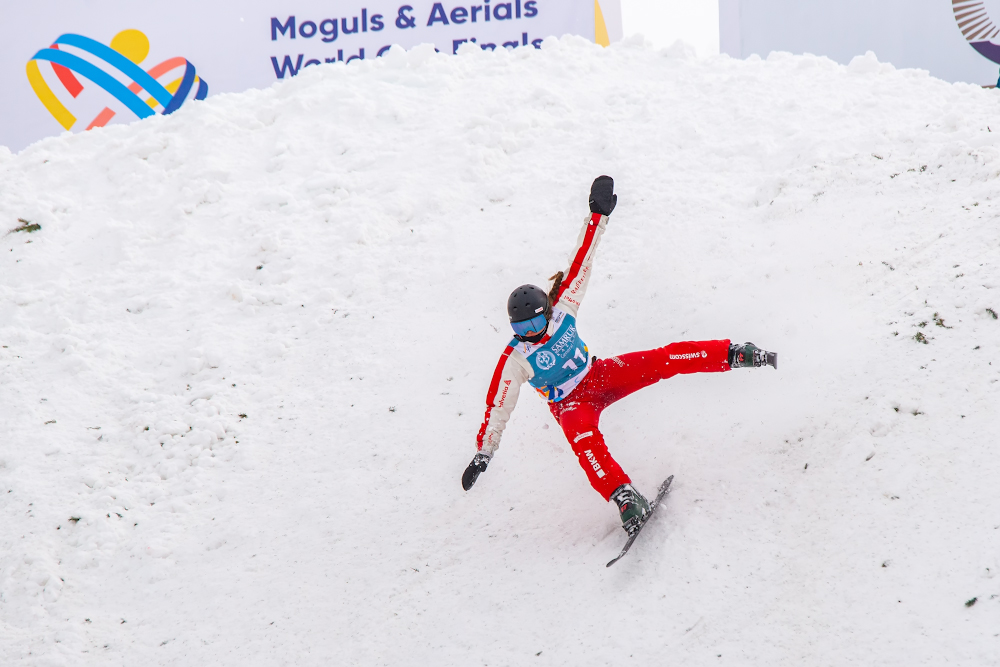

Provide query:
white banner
left=0, top=0, right=621, bottom=152
left=719, top=0, right=1000, bottom=86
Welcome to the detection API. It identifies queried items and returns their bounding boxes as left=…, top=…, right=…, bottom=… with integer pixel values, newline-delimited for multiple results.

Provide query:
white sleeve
left=476, top=346, right=533, bottom=456
left=552, top=212, right=608, bottom=318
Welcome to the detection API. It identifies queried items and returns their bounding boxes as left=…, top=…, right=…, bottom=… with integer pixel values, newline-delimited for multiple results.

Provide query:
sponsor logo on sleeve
left=496, top=379, right=511, bottom=407
left=567, top=267, right=589, bottom=298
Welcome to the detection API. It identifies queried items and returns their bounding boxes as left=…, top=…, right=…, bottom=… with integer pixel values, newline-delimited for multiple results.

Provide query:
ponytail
left=547, top=271, right=564, bottom=313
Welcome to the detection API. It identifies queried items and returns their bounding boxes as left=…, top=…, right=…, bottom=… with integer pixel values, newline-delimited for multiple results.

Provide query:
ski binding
left=606, top=475, right=673, bottom=567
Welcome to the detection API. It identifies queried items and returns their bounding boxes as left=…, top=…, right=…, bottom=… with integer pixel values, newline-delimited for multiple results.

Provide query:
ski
left=606, top=475, right=674, bottom=568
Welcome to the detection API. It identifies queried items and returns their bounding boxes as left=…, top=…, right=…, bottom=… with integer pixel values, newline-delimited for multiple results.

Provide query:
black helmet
left=507, top=284, right=551, bottom=343
left=507, top=284, right=549, bottom=322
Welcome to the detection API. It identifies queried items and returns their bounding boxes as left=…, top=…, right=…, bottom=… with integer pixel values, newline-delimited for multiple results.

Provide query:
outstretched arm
left=476, top=346, right=532, bottom=455
left=464, top=346, right=532, bottom=490
left=552, top=176, right=617, bottom=318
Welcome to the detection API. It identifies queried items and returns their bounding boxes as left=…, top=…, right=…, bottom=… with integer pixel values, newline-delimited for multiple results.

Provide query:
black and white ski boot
left=728, top=342, right=777, bottom=369
left=610, top=484, right=651, bottom=536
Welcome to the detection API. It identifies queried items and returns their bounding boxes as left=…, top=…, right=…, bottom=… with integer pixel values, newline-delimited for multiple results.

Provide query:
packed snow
left=2, top=37, right=999, bottom=665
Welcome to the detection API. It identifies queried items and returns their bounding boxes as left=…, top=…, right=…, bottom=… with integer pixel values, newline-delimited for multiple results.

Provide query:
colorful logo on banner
left=953, top=1, right=1000, bottom=64
left=26, top=29, right=208, bottom=132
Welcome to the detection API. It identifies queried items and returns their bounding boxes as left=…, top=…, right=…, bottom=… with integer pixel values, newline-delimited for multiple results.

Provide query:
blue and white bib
left=512, top=308, right=591, bottom=402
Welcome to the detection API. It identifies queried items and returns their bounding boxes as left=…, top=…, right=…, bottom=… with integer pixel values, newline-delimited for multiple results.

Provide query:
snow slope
left=2, top=38, right=999, bottom=666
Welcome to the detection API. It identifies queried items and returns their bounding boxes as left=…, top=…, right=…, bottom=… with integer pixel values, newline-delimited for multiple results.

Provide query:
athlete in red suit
left=463, top=177, right=777, bottom=534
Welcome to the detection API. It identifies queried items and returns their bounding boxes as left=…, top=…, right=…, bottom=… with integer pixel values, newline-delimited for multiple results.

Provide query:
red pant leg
left=548, top=340, right=731, bottom=500
left=593, top=339, right=732, bottom=406
left=549, top=399, right=630, bottom=500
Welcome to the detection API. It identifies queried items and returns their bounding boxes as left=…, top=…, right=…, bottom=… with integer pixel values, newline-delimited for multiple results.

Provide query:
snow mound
left=2, top=39, right=999, bottom=665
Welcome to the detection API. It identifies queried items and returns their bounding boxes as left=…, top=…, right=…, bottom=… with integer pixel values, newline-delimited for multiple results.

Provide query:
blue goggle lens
left=511, top=313, right=548, bottom=338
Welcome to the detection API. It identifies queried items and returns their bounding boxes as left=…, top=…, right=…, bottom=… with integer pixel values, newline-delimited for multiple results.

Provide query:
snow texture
left=2, top=37, right=999, bottom=665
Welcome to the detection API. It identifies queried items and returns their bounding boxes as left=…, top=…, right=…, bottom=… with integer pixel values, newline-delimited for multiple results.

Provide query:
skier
left=462, top=176, right=777, bottom=535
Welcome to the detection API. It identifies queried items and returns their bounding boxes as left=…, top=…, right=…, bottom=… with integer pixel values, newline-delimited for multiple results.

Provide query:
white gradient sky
left=621, top=0, right=719, bottom=55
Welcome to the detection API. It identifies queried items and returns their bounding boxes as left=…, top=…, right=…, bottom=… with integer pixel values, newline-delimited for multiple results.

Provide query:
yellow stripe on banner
left=26, top=60, right=76, bottom=130
left=594, top=0, right=610, bottom=47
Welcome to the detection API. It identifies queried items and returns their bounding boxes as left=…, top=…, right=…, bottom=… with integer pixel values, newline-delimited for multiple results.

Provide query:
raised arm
left=552, top=176, right=617, bottom=318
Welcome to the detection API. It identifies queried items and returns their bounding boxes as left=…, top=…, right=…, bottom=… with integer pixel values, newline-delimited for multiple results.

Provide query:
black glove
left=462, top=452, right=491, bottom=491
left=589, top=175, right=617, bottom=216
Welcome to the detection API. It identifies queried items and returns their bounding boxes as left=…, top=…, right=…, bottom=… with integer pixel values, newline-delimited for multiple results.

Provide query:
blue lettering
left=362, top=8, right=368, bottom=31
left=484, top=0, right=491, bottom=21
left=459, top=35, right=539, bottom=51
left=494, top=3, right=512, bottom=20
left=347, top=48, right=365, bottom=63
left=450, top=6, right=469, bottom=24
left=396, top=6, right=417, bottom=29
left=516, top=0, right=521, bottom=18
left=427, top=3, right=449, bottom=26
left=377, top=44, right=393, bottom=56
left=271, top=16, right=296, bottom=40
left=320, top=19, right=339, bottom=42
left=342, top=17, right=359, bottom=34
left=270, top=54, right=304, bottom=78
left=371, top=14, right=385, bottom=30
left=304, top=58, right=322, bottom=67
left=471, top=5, right=482, bottom=22
left=299, top=20, right=317, bottom=38
left=524, top=1, right=537, bottom=17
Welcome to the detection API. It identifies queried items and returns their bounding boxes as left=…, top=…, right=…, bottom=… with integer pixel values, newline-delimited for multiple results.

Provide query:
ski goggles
left=510, top=313, right=549, bottom=338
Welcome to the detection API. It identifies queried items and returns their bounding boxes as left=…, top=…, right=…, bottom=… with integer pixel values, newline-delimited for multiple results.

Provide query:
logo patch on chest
left=535, top=350, right=557, bottom=370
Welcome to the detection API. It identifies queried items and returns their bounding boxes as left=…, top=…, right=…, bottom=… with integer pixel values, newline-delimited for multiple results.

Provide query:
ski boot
left=728, top=342, right=777, bottom=369
left=610, top=484, right=651, bottom=536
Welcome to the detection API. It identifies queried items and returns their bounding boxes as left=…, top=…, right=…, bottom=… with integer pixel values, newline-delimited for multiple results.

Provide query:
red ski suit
left=476, top=211, right=732, bottom=500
